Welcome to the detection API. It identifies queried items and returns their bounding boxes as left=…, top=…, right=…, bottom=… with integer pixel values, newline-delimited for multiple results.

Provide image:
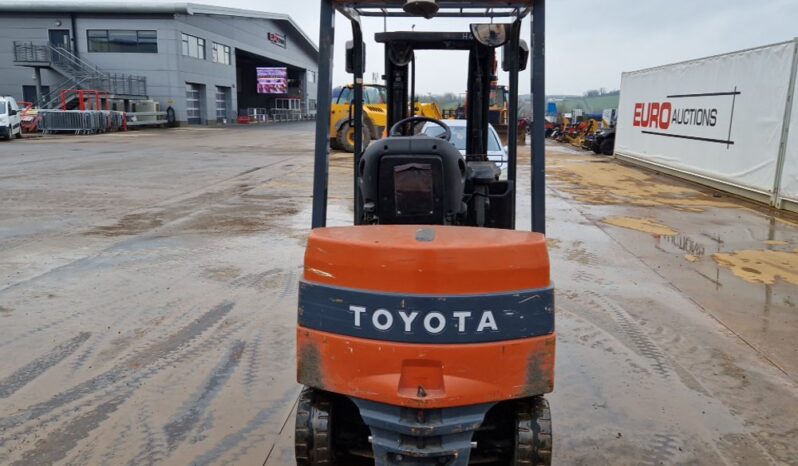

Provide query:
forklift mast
left=378, top=31, right=494, bottom=157
left=311, top=0, right=546, bottom=234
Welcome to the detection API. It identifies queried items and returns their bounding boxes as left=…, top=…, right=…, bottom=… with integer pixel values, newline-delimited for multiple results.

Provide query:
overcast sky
left=115, top=0, right=797, bottom=95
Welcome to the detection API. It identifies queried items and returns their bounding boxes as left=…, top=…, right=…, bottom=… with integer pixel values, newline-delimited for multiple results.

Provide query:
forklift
left=296, top=1, right=552, bottom=465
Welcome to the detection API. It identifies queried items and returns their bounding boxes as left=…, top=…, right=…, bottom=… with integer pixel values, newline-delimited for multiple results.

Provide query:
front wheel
left=337, top=122, right=371, bottom=153
left=295, top=387, right=335, bottom=466
left=15, top=129, right=22, bottom=139
left=514, top=396, right=552, bottom=465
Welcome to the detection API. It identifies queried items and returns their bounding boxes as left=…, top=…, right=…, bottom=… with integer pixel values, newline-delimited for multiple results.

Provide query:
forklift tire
left=337, top=122, right=370, bottom=153
left=600, top=138, right=614, bottom=156
left=295, top=387, right=335, bottom=466
left=513, top=396, right=552, bottom=466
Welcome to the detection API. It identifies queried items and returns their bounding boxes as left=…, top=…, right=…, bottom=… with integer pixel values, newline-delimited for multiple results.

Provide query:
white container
left=615, top=39, right=798, bottom=210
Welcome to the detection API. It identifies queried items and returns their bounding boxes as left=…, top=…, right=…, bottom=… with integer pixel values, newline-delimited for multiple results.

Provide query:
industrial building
left=0, top=2, right=319, bottom=124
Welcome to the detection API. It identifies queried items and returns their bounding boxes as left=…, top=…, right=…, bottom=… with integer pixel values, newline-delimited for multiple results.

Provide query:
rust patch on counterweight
left=297, top=336, right=324, bottom=389
left=523, top=337, right=556, bottom=397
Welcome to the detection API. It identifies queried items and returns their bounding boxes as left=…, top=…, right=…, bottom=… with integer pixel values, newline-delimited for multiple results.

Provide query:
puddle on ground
left=763, top=240, right=790, bottom=246
left=602, top=216, right=678, bottom=236
left=712, top=249, right=798, bottom=286
left=547, top=152, right=739, bottom=211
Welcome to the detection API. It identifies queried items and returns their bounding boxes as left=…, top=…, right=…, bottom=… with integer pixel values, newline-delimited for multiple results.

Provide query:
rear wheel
left=514, top=396, right=552, bottom=466
left=600, top=137, right=614, bottom=156
left=15, top=129, right=22, bottom=139
left=295, top=387, right=335, bottom=466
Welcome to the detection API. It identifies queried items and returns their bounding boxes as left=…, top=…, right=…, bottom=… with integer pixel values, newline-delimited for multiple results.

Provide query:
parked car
left=421, top=119, right=508, bottom=175
left=591, top=127, right=615, bottom=155
left=0, top=96, right=22, bottom=140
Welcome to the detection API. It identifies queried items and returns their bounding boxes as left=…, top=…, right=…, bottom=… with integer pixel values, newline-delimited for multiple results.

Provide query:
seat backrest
left=359, top=136, right=466, bottom=225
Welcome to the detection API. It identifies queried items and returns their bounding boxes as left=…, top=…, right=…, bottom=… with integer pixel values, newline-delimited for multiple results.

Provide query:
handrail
left=47, top=43, right=105, bottom=76
left=12, top=41, right=148, bottom=101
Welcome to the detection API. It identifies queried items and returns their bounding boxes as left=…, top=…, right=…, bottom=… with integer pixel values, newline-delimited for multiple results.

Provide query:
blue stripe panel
left=298, top=281, right=554, bottom=344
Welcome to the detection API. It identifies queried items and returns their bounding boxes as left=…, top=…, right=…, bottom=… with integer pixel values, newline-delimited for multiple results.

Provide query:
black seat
left=358, top=136, right=466, bottom=225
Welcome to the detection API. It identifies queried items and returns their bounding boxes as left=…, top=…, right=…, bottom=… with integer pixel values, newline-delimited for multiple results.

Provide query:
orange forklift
left=296, top=1, right=552, bottom=464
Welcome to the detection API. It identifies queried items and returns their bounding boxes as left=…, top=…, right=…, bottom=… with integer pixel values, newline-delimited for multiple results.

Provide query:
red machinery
left=60, top=89, right=110, bottom=111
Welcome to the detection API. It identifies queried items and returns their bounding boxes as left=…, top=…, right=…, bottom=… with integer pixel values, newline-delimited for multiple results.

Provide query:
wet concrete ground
left=0, top=125, right=796, bottom=465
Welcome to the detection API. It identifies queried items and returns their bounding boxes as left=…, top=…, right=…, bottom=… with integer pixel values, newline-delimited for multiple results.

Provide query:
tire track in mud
left=70, top=308, right=138, bottom=372
left=230, top=269, right=282, bottom=290
left=640, top=433, right=684, bottom=466
left=0, top=308, right=251, bottom=465
left=0, top=301, right=235, bottom=443
left=561, top=293, right=792, bottom=464
left=579, top=290, right=673, bottom=379
left=78, top=294, right=208, bottom=372
left=244, top=269, right=296, bottom=395
left=188, top=387, right=300, bottom=466
left=124, top=403, right=169, bottom=466
left=10, top=393, right=131, bottom=466
left=0, top=282, right=167, bottom=351
left=280, top=269, right=299, bottom=300
left=243, top=330, right=266, bottom=398
left=101, top=274, right=295, bottom=466
left=91, top=416, right=135, bottom=466
left=183, top=269, right=298, bottom=465
left=0, top=332, right=91, bottom=398
left=163, top=340, right=246, bottom=449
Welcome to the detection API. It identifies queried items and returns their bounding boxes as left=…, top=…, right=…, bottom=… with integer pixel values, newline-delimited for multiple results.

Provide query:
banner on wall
left=256, top=67, right=288, bottom=94
left=615, top=41, right=797, bottom=196
left=779, top=57, right=798, bottom=207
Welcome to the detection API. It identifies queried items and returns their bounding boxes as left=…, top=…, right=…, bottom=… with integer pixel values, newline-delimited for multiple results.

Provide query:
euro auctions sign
left=615, top=41, right=797, bottom=195
left=632, top=89, right=739, bottom=147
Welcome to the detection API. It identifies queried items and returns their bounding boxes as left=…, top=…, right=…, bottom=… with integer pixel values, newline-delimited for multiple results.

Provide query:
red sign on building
left=268, top=32, right=286, bottom=48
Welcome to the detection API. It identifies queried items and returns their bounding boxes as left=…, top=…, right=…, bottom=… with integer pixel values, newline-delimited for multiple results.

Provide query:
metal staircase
left=13, top=42, right=148, bottom=109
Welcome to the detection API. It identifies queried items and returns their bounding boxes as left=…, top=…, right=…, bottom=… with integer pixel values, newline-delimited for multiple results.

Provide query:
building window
left=310, top=71, right=316, bottom=83
left=212, top=43, right=231, bottom=65
left=181, top=33, right=205, bottom=60
left=87, top=30, right=157, bottom=53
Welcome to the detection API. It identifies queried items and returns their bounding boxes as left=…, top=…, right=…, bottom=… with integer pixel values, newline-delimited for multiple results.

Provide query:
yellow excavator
left=330, top=83, right=441, bottom=152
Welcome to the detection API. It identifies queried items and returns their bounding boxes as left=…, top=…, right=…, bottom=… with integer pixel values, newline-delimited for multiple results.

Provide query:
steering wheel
left=389, top=116, right=451, bottom=141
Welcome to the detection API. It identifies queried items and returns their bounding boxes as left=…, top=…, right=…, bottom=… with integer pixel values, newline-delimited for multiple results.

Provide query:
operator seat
left=358, top=135, right=467, bottom=225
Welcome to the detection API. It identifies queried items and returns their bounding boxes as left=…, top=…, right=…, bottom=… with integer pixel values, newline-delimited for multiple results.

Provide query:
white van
left=0, top=96, right=22, bottom=140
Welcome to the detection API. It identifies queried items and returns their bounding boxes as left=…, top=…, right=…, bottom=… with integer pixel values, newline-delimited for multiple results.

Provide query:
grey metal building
left=0, top=2, right=319, bottom=124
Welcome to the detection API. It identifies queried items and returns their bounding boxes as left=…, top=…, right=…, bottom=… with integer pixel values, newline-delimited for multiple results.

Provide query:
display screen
left=256, top=67, right=287, bottom=94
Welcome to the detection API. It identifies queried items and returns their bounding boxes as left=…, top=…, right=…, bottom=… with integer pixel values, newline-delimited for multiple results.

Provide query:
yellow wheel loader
left=330, top=83, right=441, bottom=152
